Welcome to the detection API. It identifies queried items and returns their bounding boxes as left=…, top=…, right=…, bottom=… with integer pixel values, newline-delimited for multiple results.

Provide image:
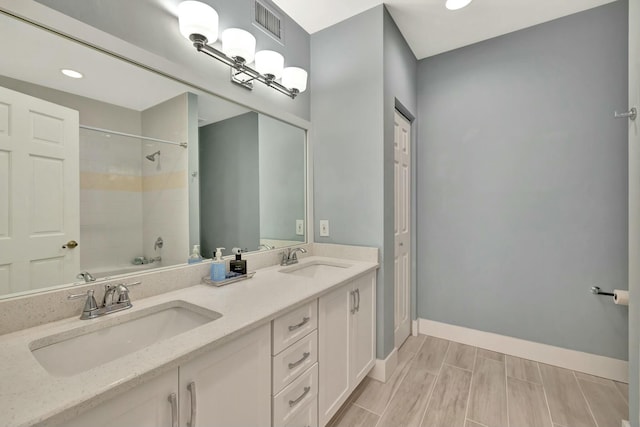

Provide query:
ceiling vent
left=253, top=1, right=283, bottom=43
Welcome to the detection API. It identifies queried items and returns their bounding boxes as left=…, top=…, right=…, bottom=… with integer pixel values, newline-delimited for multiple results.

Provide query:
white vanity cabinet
left=64, top=369, right=177, bottom=427
left=272, top=300, right=319, bottom=427
left=318, top=271, right=376, bottom=427
left=63, top=324, right=271, bottom=427
left=179, top=323, right=271, bottom=427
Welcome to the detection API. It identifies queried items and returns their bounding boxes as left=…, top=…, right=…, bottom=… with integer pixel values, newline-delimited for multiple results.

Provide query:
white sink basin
left=280, top=260, right=352, bottom=278
left=30, top=301, right=222, bottom=377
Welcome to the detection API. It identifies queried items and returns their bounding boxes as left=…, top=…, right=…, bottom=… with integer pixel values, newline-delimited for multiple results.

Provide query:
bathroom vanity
left=0, top=250, right=378, bottom=427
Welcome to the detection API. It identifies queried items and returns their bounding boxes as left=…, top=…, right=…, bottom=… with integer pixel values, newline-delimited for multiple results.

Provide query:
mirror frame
left=0, top=5, right=314, bottom=300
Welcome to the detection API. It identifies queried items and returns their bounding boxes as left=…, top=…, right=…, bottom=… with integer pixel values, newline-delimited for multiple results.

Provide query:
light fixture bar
left=189, top=34, right=300, bottom=99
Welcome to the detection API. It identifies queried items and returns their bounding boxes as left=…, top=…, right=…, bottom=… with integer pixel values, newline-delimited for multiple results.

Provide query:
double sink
left=29, top=259, right=351, bottom=377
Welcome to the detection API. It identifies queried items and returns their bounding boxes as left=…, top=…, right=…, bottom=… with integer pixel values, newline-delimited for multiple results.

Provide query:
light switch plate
left=319, top=220, right=329, bottom=237
left=296, top=219, right=304, bottom=236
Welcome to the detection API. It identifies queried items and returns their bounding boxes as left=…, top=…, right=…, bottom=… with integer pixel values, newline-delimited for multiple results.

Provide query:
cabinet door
left=64, top=369, right=177, bottom=427
left=179, top=324, right=271, bottom=427
left=318, top=284, right=352, bottom=427
left=350, top=272, right=376, bottom=386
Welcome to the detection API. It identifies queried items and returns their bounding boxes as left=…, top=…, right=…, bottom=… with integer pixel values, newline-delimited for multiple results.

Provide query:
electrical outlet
left=319, top=220, right=330, bottom=237
left=296, top=219, right=304, bottom=236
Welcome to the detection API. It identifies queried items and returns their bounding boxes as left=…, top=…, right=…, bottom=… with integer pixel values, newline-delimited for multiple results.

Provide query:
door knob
left=62, top=240, right=78, bottom=249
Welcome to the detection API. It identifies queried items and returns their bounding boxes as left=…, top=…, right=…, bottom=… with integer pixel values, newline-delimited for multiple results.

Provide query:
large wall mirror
left=0, top=12, right=307, bottom=299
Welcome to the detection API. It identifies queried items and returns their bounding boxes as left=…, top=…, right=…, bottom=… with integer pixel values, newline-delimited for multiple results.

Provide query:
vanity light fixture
left=221, top=28, right=256, bottom=64
left=255, top=50, right=285, bottom=80
left=177, top=0, right=307, bottom=99
left=445, top=0, right=473, bottom=10
left=61, top=68, right=83, bottom=79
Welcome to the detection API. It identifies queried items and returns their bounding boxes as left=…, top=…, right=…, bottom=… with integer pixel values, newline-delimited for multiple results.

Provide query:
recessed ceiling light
left=61, top=69, right=83, bottom=79
left=446, top=0, right=473, bottom=10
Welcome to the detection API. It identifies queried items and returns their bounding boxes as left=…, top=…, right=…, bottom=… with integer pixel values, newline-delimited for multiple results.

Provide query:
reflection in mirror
left=0, top=12, right=306, bottom=299
left=199, top=112, right=305, bottom=257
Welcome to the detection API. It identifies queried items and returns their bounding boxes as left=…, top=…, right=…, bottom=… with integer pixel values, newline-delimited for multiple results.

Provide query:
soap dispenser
left=188, top=244, right=203, bottom=264
left=210, top=247, right=226, bottom=281
left=230, top=247, right=247, bottom=274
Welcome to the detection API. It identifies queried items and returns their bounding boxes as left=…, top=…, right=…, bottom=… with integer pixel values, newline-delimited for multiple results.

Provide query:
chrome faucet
left=259, top=243, right=274, bottom=250
left=280, top=247, right=307, bottom=266
left=68, top=281, right=141, bottom=320
left=154, top=236, right=163, bottom=251
left=76, top=271, right=96, bottom=282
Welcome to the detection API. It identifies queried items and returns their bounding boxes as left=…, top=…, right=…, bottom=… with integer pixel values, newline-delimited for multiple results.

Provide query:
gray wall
left=258, top=114, right=305, bottom=242
left=628, top=0, right=639, bottom=422
left=199, top=112, right=260, bottom=256
left=35, top=0, right=311, bottom=121
left=311, top=6, right=386, bottom=357
left=312, top=5, right=417, bottom=359
left=417, top=1, right=629, bottom=360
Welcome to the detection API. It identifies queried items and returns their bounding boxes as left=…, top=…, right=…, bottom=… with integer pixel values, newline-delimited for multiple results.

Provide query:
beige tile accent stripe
left=142, top=171, right=187, bottom=191
left=80, top=171, right=187, bottom=192
left=80, top=172, right=142, bottom=192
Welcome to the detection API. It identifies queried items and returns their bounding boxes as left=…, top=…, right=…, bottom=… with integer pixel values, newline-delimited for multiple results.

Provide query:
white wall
left=141, top=93, right=191, bottom=266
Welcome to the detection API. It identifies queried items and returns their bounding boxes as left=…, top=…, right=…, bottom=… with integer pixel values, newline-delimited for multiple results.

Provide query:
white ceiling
left=0, top=12, right=248, bottom=125
left=272, top=0, right=618, bottom=59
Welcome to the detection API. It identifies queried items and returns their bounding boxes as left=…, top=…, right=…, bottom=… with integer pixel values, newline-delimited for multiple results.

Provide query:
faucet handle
left=116, top=284, right=131, bottom=304
left=116, top=281, right=141, bottom=305
left=68, top=289, right=99, bottom=317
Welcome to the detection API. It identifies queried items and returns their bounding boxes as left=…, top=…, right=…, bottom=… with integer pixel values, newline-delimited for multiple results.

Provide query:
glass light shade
left=282, top=67, right=307, bottom=92
left=222, top=28, right=256, bottom=63
left=445, top=0, right=472, bottom=10
left=178, top=1, right=219, bottom=43
left=254, top=50, right=284, bottom=79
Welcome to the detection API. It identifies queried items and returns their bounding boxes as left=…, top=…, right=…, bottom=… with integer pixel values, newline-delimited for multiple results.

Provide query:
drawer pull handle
left=289, top=386, right=311, bottom=407
left=168, top=393, right=178, bottom=427
left=187, top=381, right=197, bottom=427
left=288, top=316, right=310, bottom=331
left=288, top=351, right=311, bottom=369
left=356, top=288, right=361, bottom=312
left=350, top=290, right=357, bottom=314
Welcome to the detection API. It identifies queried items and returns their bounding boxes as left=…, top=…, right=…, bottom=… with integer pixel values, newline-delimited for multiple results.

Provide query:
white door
left=629, top=0, right=640, bottom=423
left=0, top=86, right=79, bottom=295
left=179, top=323, right=271, bottom=427
left=394, top=110, right=411, bottom=349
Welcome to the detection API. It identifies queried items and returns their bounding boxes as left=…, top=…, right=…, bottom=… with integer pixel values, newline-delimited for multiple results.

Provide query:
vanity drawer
left=273, top=330, right=318, bottom=394
left=279, top=397, right=318, bottom=427
left=273, top=363, right=318, bottom=427
left=272, top=300, right=317, bottom=355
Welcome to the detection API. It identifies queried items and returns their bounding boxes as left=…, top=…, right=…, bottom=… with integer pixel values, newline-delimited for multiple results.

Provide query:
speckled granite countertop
left=0, top=256, right=378, bottom=427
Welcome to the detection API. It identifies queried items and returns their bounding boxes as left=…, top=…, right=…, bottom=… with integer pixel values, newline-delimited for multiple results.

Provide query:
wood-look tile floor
left=328, top=334, right=629, bottom=427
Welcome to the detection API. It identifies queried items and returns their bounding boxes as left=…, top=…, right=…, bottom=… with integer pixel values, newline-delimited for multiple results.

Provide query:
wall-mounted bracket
left=614, top=107, right=637, bottom=121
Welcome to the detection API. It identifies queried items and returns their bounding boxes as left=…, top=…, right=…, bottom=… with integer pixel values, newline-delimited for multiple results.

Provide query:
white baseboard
left=418, top=318, right=628, bottom=383
left=621, top=420, right=630, bottom=427
left=411, top=320, right=419, bottom=336
left=368, top=347, right=398, bottom=383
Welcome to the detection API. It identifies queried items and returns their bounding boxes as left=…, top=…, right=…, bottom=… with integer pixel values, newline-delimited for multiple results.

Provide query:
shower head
left=145, top=150, right=161, bottom=162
